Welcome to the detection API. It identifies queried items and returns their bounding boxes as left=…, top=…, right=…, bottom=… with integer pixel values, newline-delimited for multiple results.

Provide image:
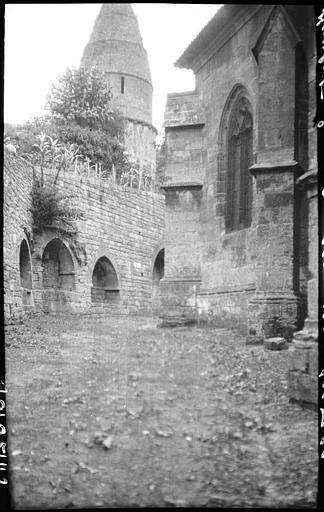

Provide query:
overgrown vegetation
left=24, top=131, right=85, bottom=236
left=5, top=65, right=163, bottom=192
left=5, top=66, right=131, bottom=182
left=31, top=181, right=84, bottom=235
left=46, top=66, right=130, bottom=180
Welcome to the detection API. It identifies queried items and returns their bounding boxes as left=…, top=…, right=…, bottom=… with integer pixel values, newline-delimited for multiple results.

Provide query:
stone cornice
left=104, top=70, right=153, bottom=88
left=162, top=277, right=201, bottom=283
left=165, top=122, right=205, bottom=130
left=125, top=117, right=157, bottom=134
left=249, top=160, right=300, bottom=175
left=161, top=182, right=203, bottom=191
left=166, top=91, right=198, bottom=99
left=199, top=282, right=256, bottom=296
left=249, top=291, right=299, bottom=303
left=296, top=169, right=318, bottom=188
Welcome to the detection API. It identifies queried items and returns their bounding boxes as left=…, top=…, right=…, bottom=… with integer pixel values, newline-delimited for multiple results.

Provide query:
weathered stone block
left=157, top=315, right=197, bottom=328
left=288, top=346, right=309, bottom=373
left=288, top=371, right=318, bottom=405
left=308, top=347, right=318, bottom=375
left=264, top=337, right=288, bottom=351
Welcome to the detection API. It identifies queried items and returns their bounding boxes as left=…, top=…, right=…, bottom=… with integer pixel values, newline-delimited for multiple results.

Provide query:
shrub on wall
left=31, top=181, right=84, bottom=236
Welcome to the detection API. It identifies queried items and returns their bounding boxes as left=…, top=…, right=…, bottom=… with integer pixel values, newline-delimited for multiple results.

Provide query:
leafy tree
left=6, top=67, right=131, bottom=180
left=44, top=66, right=129, bottom=177
left=46, top=66, right=119, bottom=131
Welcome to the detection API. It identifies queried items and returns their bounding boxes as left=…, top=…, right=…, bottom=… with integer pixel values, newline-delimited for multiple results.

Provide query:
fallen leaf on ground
left=74, top=462, right=99, bottom=474
left=102, top=435, right=113, bottom=449
left=155, top=428, right=173, bottom=438
left=62, top=397, right=85, bottom=406
left=164, top=496, right=187, bottom=506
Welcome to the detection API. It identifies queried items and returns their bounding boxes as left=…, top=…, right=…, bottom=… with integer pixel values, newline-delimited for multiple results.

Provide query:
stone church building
left=3, top=4, right=317, bottom=406
left=161, top=5, right=318, bottom=404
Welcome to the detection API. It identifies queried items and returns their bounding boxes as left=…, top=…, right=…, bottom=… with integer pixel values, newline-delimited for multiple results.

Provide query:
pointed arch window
left=226, top=97, right=253, bottom=231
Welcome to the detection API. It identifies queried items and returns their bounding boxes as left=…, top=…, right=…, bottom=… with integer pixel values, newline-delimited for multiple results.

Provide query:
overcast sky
left=4, top=3, right=221, bottom=134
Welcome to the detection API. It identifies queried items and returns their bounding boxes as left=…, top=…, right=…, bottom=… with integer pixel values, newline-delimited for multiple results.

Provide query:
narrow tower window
left=121, top=76, right=125, bottom=94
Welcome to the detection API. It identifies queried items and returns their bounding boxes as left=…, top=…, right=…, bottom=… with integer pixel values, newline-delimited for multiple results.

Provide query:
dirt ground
left=4, top=314, right=318, bottom=509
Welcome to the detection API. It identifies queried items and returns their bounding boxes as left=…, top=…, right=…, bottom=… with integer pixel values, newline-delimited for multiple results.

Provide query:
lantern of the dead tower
left=81, top=3, right=156, bottom=176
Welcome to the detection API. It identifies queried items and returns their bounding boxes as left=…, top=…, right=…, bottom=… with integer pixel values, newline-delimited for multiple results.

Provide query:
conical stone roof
left=81, top=3, right=152, bottom=85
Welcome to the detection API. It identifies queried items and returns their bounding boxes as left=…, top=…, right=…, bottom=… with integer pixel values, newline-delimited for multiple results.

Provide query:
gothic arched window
left=226, top=97, right=253, bottom=231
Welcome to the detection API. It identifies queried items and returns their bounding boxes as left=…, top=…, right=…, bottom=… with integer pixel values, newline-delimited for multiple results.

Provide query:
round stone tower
left=81, top=3, right=156, bottom=177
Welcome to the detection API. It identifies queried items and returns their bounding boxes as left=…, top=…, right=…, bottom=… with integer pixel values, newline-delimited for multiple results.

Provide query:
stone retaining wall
left=3, top=153, right=165, bottom=319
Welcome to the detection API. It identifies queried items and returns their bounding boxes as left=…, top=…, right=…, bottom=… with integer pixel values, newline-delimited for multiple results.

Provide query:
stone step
left=157, top=315, right=197, bottom=328
left=264, top=337, right=288, bottom=351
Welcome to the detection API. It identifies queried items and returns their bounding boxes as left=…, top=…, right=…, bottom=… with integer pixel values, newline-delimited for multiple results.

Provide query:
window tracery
left=226, top=96, right=253, bottom=230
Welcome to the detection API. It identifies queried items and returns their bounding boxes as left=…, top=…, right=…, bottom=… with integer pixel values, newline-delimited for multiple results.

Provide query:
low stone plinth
left=264, top=337, right=288, bottom=351
left=288, top=371, right=317, bottom=406
left=246, top=335, right=264, bottom=346
left=157, top=315, right=197, bottom=328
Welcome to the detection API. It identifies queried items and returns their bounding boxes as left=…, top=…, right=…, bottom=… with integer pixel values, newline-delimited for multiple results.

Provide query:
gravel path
left=5, top=314, right=317, bottom=508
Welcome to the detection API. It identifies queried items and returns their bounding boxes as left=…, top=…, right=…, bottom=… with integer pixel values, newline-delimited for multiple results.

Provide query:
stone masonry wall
left=287, top=9, right=318, bottom=406
left=3, top=153, right=34, bottom=319
left=161, top=5, right=315, bottom=338
left=3, top=154, right=165, bottom=319
left=124, top=119, right=157, bottom=178
left=161, top=9, right=266, bottom=326
left=160, top=92, right=205, bottom=319
left=195, top=7, right=267, bottom=322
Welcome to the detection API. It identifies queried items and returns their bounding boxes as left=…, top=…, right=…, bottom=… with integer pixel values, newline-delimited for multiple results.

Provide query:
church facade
left=161, top=5, right=317, bottom=405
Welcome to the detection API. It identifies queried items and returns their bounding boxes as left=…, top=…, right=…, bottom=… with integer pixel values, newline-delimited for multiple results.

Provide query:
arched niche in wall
left=152, top=248, right=164, bottom=310
left=91, top=256, right=120, bottom=304
left=153, top=249, right=164, bottom=282
left=19, top=239, right=32, bottom=290
left=42, top=238, right=76, bottom=291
